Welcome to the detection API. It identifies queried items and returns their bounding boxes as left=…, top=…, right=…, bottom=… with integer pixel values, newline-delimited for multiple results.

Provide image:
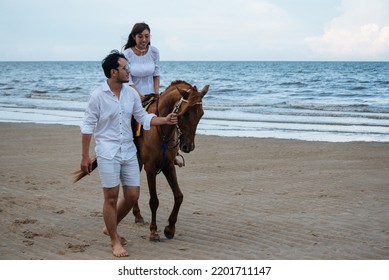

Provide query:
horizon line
left=1, top=60, right=388, bottom=63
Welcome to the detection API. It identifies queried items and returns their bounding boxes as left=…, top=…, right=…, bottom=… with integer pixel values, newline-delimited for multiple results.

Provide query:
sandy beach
left=0, top=122, right=388, bottom=260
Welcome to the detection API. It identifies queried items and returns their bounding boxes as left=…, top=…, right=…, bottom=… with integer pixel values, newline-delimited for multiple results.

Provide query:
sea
left=0, top=61, right=388, bottom=142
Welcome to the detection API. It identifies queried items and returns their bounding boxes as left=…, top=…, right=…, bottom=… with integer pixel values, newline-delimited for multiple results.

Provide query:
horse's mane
left=165, top=80, right=196, bottom=92
left=164, top=80, right=201, bottom=109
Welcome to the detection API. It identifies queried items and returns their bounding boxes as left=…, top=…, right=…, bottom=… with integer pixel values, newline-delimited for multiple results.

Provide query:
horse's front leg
left=162, top=163, right=183, bottom=239
left=146, top=170, right=160, bottom=241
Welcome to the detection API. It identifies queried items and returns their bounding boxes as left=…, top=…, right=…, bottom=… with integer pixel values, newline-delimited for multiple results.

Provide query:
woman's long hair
left=123, top=22, right=151, bottom=50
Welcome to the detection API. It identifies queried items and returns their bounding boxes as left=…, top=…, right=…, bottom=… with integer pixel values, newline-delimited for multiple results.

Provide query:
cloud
left=3, top=0, right=388, bottom=61
left=154, top=0, right=304, bottom=60
left=305, top=0, right=389, bottom=60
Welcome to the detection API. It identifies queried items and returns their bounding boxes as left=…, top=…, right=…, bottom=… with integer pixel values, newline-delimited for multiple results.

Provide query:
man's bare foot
left=112, top=243, right=129, bottom=258
left=103, top=228, right=128, bottom=245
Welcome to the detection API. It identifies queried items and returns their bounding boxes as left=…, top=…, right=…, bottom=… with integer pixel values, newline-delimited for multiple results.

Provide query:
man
left=80, top=50, right=177, bottom=257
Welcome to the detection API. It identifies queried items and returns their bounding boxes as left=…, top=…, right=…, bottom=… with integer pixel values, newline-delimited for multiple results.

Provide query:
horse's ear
left=176, top=87, right=190, bottom=99
left=200, top=85, right=209, bottom=96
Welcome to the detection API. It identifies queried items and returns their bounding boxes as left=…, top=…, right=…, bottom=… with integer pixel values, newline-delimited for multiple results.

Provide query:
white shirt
left=123, top=45, right=160, bottom=94
left=81, top=80, right=156, bottom=160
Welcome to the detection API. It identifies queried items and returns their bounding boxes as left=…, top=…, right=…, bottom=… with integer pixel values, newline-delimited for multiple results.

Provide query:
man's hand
left=81, top=156, right=92, bottom=175
left=165, top=113, right=178, bottom=125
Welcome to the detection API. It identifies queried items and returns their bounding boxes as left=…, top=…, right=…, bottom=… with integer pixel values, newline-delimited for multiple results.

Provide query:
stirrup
left=174, top=153, right=185, bottom=167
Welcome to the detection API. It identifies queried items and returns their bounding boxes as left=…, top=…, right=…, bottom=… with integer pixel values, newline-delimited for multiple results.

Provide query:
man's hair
left=101, top=50, right=126, bottom=78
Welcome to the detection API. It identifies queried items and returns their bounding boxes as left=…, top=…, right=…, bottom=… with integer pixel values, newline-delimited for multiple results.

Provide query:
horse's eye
left=183, top=112, right=190, bottom=119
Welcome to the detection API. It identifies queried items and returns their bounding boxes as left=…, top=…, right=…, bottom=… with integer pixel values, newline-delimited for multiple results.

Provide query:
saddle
left=133, top=94, right=157, bottom=137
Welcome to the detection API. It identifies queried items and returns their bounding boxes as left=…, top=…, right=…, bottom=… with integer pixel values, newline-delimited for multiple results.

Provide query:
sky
left=0, top=0, right=388, bottom=61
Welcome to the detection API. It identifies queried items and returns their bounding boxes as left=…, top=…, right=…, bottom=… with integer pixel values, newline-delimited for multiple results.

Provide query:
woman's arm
left=130, top=85, right=145, bottom=101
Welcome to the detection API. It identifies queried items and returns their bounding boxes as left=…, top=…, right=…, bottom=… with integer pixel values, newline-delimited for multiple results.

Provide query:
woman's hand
left=139, top=93, right=146, bottom=101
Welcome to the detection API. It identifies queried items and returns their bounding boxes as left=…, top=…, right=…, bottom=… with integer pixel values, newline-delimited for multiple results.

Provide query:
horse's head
left=175, top=83, right=209, bottom=153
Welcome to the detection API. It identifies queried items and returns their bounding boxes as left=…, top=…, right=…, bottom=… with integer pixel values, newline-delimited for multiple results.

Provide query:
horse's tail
left=72, top=157, right=98, bottom=184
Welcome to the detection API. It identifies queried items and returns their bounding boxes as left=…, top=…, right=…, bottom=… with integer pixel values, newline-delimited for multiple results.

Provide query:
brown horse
left=73, top=80, right=209, bottom=241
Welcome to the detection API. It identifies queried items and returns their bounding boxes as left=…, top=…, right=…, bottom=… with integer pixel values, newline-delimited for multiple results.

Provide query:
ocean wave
left=202, top=114, right=389, bottom=127
left=279, top=81, right=307, bottom=86
left=241, top=109, right=389, bottom=120
left=2, top=87, right=15, bottom=90
left=199, top=118, right=389, bottom=135
left=59, top=87, right=83, bottom=93
left=350, top=86, right=368, bottom=90
left=25, top=93, right=46, bottom=99
left=0, top=102, right=85, bottom=112
left=285, top=103, right=378, bottom=112
left=204, top=101, right=389, bottom=115
left=24, top=92, right=88, bottom=102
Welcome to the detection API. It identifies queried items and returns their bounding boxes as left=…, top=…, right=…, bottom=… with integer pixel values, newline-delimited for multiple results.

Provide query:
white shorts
left=97, top=152, right=140, bottom=188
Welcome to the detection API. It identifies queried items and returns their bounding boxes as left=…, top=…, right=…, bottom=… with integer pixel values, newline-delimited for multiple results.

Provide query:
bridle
left=156, top=93, right=202, bottom=174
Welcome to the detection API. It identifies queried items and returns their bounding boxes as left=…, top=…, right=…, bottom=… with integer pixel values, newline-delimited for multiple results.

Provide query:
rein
left=156, top=97, right=187, bottom=174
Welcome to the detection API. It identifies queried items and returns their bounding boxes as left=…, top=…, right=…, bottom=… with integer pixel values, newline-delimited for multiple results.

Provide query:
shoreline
left=0, top=122, right=388, bottom=259
left=1, top=120, right=388, bottom=143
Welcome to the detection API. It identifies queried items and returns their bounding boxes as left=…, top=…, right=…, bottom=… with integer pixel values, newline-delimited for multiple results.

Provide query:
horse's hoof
left=133, top=211, right=144, bottom=224
left=135, top=216, right=145, bottom=224
left=164, top=228, right=175, bottom=239
left=149, top=233, right=160, bottom=242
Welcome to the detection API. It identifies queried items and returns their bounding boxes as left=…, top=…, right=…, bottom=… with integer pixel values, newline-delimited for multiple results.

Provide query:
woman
left=123, top=22, right=183, bottom=167
left=123, top=22, right=160, bottom=101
